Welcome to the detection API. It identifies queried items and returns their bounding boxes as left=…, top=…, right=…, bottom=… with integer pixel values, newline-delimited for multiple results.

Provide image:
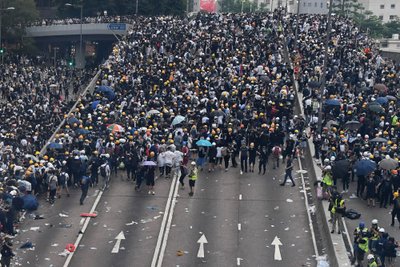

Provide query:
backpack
left=273, top=146, right=281, bottom=156
left=345, top=208, right=361, bottom=220
left=100, top=165, right=107, bottom=177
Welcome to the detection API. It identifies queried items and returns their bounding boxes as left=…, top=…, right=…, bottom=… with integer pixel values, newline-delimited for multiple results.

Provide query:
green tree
left=1, top=0, right=39, bottom=43
left=383, top=20, right=400, bottom=38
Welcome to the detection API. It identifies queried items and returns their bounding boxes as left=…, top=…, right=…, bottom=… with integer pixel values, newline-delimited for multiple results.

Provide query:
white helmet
left=324, top=158, right=330, bottom=163
left=191, top=161, right=196, bottom=166
left=367, top=254, right=374, bottom=260
left=379, top=228, right=385, bottom=233
left=372, top=219, right=378, bottom=225
left=363, top=152, right=369, bottom=157
left=325, top=165, right=332, bottom=171
left=330, top=156, right=336, bottom=162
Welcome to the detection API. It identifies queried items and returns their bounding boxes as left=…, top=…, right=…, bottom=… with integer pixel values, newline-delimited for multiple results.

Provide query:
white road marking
left=239, top=194, right=242, bottom=200
left=237, top=257, right=242, bottom=265
left=196, top=234, right=208, bottom=258
left=111, top=231, right=125, bottom=254
left=63, top=190, right=103, bottom=267
left=271, top=236, right=283, bottom=261
left=238, top=223, right=241, bottom=231
left=297, top=157, right=319, bottom=258
left=151, top=175, right=180, bottom=267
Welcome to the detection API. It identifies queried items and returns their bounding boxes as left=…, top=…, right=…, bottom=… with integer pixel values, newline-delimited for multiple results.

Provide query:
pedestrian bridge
left=25, top=23, right=131, bottom=38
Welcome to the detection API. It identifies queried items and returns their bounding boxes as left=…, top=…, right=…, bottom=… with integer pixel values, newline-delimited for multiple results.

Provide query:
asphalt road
left=13, top=159, right=318, bottom=267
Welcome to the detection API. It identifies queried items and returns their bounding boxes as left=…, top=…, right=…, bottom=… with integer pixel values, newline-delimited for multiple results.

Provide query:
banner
left=200, top=0, right=217, bottom=13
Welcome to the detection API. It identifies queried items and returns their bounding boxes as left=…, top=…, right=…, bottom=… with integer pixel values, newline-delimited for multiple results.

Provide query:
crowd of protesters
left=29, top=15, right=131, bottom=27
left=0, top=9, right=398, bottom=266
left=287, top=13, right=400, bottom=266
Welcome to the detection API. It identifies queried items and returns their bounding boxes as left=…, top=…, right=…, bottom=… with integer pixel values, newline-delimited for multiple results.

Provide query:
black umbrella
left=370, top=137, right=388, bottom=143
left=357, top=86, right=370, bottom=92
left=308, top=81, right=320, bottom=88
left=332, top=159, right=350, bottom=179
left=211, top=110, right=225, bottom=117
left=344, top=120, right=361, bottom=131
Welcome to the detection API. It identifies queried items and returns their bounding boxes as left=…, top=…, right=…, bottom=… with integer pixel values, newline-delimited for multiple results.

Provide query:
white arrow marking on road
left=111, top=231, right=125, bottom=254
left=197, top=234, right=208, bottom=258
left=271, top=236, right=283, bottom=261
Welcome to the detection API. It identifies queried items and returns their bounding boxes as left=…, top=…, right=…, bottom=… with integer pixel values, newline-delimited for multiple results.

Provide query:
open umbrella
left=325, top=99, right=341, bottom=106
left=22, top=194, right=38, bottom=210
left=370, top=137, right=387, bottom=143
left=376, top=97, right=388, bottom=105
left=368, top=103, right=384, bottom=113
left=25, top=154, right=39, bottom=162
left=91, top=100, right=101, bottom=110
left=210, top=110, right=225, bottom=117
left=357, top=86, right=370, bottom=92
left=142, top=161, right=157, bottom=166
left=332, top=159, right=350, bottom=179
left=325, top=120, right=339, bottom=129
left=107, top=124, right=125, bottom=133
left=96, top=86, right=116, bottom=101
left=147, top=110, right=160, bottom=116
left=379, top=157, right=398, bottom=170
left=76, top=129, right=90, bottom=135
left=386, top=95, right=397, bottom=101
left=355, top=159, right=377, bottom=176
left=344, top=120, right=361, bottom=131
left=67, top=117, right=80, bottom=125
left=374, top=83, right=388, bottom=93
left=171, top=115, right=185, bottom=126
left=196, top=139, right=212, bottom=147
left=308, top=81, right=320, bottom=88
left=48, top=142, right=63, bottom=149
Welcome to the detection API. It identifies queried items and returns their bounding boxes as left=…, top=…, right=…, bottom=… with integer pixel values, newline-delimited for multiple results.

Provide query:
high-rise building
left=358, top=0, right=399, bottom=23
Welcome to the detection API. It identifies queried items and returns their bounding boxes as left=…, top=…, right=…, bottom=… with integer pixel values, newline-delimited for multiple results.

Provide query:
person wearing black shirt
left=280, top=155, right=295, bottom=187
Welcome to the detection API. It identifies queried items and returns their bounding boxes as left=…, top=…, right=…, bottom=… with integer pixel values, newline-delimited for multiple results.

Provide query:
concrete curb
left=293, top=82, right=352, bottom=266
left=40, top=68, right=102, bottom=156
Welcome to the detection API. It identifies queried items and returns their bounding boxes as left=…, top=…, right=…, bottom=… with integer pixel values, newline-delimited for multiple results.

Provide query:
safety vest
left=358, top=237, right=369, bottom=253
left=322, top=173, right=333, bottom=186
left=370, top=228, right=379, bottom=241
left=332, top=198, right=344, bottom=214
left=391, top=115, right=398, bottom=126
left=368, top=260, right=377, bottom=267
left=189, top=168, right=198, bottom=181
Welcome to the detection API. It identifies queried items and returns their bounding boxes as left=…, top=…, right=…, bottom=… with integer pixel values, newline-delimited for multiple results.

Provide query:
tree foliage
left=332, top=0, right=400, bottom=39
left=219, top=0, right=260, bottom=13
left=1, top=0, right=39, bottom=42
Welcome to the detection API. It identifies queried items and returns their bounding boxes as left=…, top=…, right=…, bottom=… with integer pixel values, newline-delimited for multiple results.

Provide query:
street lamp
left=0, top=6, right=15, bottom=64
left=317, top=0, right=334, bottom=132
left=65, top=3, right=83, bottom=68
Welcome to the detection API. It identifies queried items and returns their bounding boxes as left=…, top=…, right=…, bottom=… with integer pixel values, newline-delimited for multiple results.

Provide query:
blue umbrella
left=67, top=117, right=79, bottom=125
left=76, top=128, right=90, bottom=135
left=48, top=142, right=63, bottom=149
left=355, top=159, right=377, bottom=176
left=97, top=85, right=114, bottom=93
left=22, top=194, right=39, bottom=210
left=196, top=139, right=212, bottom=147
left=325, top=99, right=341, bottom=106
left=376, top=97, right=388, bottom=105
left=91, top=100, right=101, bottom=109
left=171, top=115, right=185, bottom=126
left=96, top=86, right=116, bottom=101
